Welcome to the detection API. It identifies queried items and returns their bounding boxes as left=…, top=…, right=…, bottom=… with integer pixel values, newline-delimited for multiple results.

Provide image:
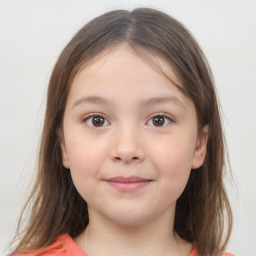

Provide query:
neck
left=75, top=208, right=192, bottom=256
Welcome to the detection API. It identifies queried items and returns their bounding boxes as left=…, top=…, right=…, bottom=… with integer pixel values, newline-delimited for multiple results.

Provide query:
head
left=14, top=8, right=232, bottom=256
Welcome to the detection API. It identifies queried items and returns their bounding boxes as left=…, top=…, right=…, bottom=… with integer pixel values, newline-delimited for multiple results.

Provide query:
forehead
left=68, top=43, right=189, bottom=106
left=75, top=44, right=180, bottom=85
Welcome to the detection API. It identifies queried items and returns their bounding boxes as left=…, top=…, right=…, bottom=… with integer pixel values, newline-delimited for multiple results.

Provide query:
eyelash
left=147, top=113, right=173, bottom=127
left=82, top=113, right=110, bottom=128
left=82, top=113, right=173, bottom=128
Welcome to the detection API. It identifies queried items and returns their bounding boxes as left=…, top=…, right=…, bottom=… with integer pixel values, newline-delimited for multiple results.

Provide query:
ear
left=58, top=128, right=70, bottom=169
left=191, top=125, right=209, bottom=169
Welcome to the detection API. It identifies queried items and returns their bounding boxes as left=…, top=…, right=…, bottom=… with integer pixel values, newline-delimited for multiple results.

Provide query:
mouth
left=104, top=176, right=153, bottom=192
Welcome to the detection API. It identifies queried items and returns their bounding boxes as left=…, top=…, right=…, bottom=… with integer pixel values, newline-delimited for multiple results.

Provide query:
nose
left=110, top=126, right=146, bottom=164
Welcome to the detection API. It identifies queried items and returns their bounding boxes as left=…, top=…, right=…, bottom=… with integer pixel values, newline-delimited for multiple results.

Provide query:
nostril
left=113, top=156, right=140, bottom=162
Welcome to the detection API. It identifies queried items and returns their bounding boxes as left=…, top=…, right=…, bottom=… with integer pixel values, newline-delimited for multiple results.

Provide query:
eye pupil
left=153, top=116, right=165, bottom=126
left=92, top=116, right=104, bottom=127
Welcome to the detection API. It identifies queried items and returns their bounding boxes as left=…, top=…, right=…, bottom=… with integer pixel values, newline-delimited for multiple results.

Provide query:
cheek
left=65, top=135, right=110, bottom=198
left=148, top=134, right=194, bottom=195
left=66, top=133, right=108, bottom=168
left=67, top=138, right=108, bottom=202
left=150, top=133, right=196, bottom=170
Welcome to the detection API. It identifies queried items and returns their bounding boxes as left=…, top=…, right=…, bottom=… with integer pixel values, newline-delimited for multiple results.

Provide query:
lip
left=104, top=176, right=152, bottom=192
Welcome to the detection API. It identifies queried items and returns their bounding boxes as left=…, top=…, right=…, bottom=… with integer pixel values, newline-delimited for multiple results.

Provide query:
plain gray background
left=0, top=0, right=256, bottom=255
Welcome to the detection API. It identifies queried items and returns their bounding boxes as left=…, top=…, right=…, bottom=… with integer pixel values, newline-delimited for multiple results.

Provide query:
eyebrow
left=141, top=96, right=185, bottom=108
left=72, top=96, right=110, bottom=109
left=72, top=95, right=185, bottom=109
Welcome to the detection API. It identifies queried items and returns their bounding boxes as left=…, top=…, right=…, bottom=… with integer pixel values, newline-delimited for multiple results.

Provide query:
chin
left=106, top=209, right=154, bottom=227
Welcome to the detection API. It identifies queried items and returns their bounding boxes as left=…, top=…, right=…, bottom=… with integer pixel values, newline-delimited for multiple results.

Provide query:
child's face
left=61, top=43, right=208, bottom=227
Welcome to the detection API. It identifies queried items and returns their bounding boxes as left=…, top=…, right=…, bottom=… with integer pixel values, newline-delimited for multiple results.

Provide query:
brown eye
left=85, top=115, right=109, bottom=127
left=152, top=116, right=165, bottom=126
left=147, top=115, right=172, bottom=127
left=92, top=116, right=105, bottom=127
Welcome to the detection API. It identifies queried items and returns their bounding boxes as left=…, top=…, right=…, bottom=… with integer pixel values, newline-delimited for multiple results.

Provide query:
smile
left=104, top=176, right=153, bottom=192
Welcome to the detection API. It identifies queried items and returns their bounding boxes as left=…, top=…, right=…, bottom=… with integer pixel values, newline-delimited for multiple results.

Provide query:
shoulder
left=9, top=234, right=88, bottom=256
left=188, top=245, right=235, bottom=256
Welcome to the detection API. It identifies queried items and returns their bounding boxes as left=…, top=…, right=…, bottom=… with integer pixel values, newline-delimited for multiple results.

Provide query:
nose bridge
left=110, top=122, right=145, bottom=163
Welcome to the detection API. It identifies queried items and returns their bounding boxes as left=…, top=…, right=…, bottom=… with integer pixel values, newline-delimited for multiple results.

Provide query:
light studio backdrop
left=0, top=0, right=255, bottom=255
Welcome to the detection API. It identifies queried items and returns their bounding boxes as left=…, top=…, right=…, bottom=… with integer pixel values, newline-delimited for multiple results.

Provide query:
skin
left=61, top=43, right=208, bottom=256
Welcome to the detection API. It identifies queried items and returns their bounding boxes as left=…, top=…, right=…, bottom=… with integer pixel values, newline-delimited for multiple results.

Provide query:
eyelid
left=146, top=113, right=174, bottom=126
left=82, top=113, right=110, bottom=127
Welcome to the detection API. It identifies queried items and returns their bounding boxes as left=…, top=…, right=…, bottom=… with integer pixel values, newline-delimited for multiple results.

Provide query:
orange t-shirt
left=11, top=233, right=234, bottom=256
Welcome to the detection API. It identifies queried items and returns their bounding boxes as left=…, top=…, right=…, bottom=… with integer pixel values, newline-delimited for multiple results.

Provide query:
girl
left=10, top=7, right=234, bottom=256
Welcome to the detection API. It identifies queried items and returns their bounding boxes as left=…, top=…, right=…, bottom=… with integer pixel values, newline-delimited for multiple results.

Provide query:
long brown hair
left=11, top=8, right=232, bottom=256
